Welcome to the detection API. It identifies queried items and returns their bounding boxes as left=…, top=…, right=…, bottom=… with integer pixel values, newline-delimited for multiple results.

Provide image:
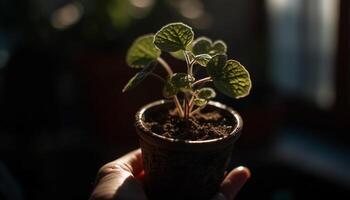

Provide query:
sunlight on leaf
left=162, top=73, right=195, bottom=98
left=126, top=34, right=160, bottom=68
left=206, top=54, right=228, bottom=78
left=194, top=54, right=212, bottom=66
left=197, top=87, right=216, bottom=99
left=207, top=55, right=251, bottom=98
left=154, top=22, right=194, bottom=52
left=192, top=37, right=227, bottom=56
left=194, top=98, right=207, bottom=106
left=192, top=37, right=211, bottom=55
left=211, top=40, right=227, bottom=55
left=170, top=50, right=186, bottom=60
left=171, top=73, right=195, bottom=92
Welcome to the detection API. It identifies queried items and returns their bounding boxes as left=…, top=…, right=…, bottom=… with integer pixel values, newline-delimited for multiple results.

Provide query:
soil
left=145, top=107, right=235, bottom=141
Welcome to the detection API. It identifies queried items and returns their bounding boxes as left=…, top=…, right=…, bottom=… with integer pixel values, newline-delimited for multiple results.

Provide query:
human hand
left=89, top=149, right=250, bottom=200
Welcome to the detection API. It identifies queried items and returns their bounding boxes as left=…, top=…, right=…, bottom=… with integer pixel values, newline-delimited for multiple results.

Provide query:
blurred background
left=0, top=0, right=349, bottom=199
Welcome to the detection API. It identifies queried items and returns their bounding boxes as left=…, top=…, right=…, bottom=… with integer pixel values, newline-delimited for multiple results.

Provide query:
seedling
left=123, top=22, right=251, bottom=121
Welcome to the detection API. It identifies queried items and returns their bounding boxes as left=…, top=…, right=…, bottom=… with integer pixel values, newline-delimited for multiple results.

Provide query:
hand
left=89, top=149, right=250, bottom=200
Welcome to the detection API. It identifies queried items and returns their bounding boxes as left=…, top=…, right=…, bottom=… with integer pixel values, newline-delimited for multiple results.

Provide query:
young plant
left=123, top=22, right=252, bottom=120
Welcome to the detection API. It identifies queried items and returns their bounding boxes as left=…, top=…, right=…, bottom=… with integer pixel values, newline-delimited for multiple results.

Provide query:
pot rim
left=136, top=99, right=243, bottom=145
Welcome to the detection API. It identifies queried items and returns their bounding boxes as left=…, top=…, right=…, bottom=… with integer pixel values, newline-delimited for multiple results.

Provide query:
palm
left=90, top=149, right=250, bottom=200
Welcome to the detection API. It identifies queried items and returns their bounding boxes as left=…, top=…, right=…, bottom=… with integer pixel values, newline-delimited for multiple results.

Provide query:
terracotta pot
left=135, top=100, right=243, bottom=200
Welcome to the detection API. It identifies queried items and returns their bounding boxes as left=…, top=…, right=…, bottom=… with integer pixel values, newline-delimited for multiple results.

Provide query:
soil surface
left=145, top=108, right=235, bottom=141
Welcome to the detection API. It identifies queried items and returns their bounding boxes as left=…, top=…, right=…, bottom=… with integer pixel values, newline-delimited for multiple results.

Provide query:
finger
left=219, top=166, right=251, bottom=200
left=115, top=149, right=143, bottom=175
left=91, top=149, right=147, bottom=200
left=96, top=149, right=143, bottom=183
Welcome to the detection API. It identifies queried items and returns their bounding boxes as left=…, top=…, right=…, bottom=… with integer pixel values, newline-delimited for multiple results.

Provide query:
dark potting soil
left=145, top=107, right=235, bottom=141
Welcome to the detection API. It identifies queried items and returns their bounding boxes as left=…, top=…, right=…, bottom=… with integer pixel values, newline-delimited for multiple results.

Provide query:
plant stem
left=183, top=51, right=195, bottom=120
left=184, top=94, right=190, bottom=120
left=174, top=95, right=184, bottom=117
left=192, top=77, right=212, bottom=88
left=150, top=73, right=166, bottom=82
left=156, top=57, right=184, bottom=117
left=189, top=106, right=203, bottom=116
left=188, top=94, right=195, bottom=113
left=184, top=51, right=195, bottom=76
left=189, top=61, right=195, bottom=77
left=184, top=51, right=190, bottom=73
left=157, top=57, right=173, bottom=75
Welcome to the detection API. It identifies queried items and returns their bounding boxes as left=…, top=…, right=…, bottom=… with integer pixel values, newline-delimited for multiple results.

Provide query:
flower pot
left=135, top=100, right=243, bottom=200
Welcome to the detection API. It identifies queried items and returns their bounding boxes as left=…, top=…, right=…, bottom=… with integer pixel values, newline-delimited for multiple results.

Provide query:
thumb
left=212, top=166, right=251, bottom=200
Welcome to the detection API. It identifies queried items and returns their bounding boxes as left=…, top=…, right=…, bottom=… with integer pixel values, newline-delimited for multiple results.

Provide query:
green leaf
left=122, top=62, right=157, bottom=92
left=207, top=55, right=251, bottom=98
left=192, top=37, right=227, bottom=56
left=170, top=50, right=186, bottom=60
left=170, top=50, right=195, bottom=62
left=206, top=54, right=228, bottom=78
left=154, top=22, right=194, bottom=52
left=126, top=34, right=161, bottom=68
left=192, top=37, right=212, bottom=55
left=197, top=87, right=216, bottom=100
left=162, top=73, right=195, bottom=98
left=163, top=79, right=177, bottom=98
left=193, top=98, right=207, bottom=107
left=211, top=40, right=227, bottom=55
left=171, top=73, right=195, bottom=92
left=194, top=54, right=212, bottom=66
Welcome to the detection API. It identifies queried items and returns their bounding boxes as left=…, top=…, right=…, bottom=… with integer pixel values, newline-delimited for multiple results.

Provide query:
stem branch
left=188, top=94, right=195, bottom=113
left=184, top=51, right=191, bottom=75
left=192, top=77, right=212, bottom=88
left=184, top=94, right=190, bottom=120
left=189, top=61, right=195, bottom=77
left=157, top=57, right=173, bottom=75
left=157, top=57, right=184, bottom=117
left=173, top=96, right=184, bottom=117
left=189, top=106, right=203, bottom=116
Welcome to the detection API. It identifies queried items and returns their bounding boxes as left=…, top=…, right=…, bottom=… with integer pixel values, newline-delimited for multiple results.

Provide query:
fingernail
left=236, top=166, right=251, bottom=179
